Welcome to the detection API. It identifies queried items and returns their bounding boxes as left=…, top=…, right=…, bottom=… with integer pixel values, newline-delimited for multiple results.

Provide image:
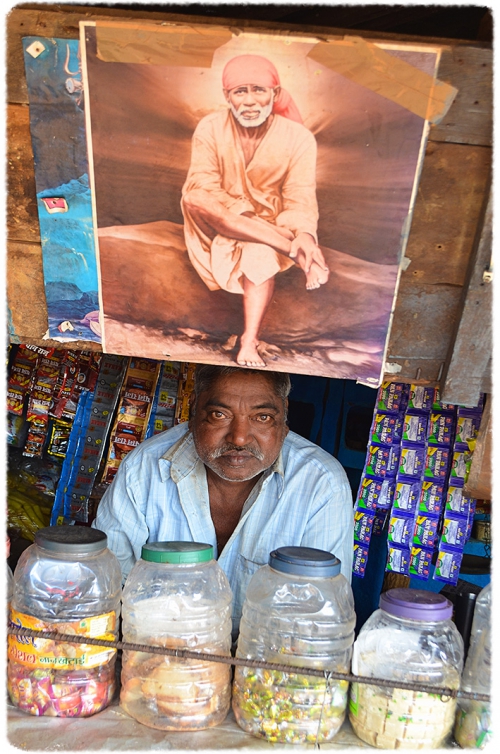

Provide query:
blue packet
left=377, top=381, right=407, bottom=413
left=398, top=442, right=426, bottom=478
left=364, top=443, right=400, bottom=478
left=386, top=544, right=411, bottom=575
left=419, top=480, right=445, bottom=516
left=424, top=446, right=451, bottom=480
left=433, top=545, right=463, bottom=585
left=427, top=412, right=456, bottom=447
left=454, top=411, right=482, bottom=452
left=432, top=389, right=456, bottom=413
left=352, top=543, right=370, bottom=578
left=369, top=411, right=403, bottom=445
left=440, top=516, right=468, bottom=549
left=354, top=511, right=375, bottom=545
left=413, top=515, right=440, bottom=548
left=407, top=384, right=435, bottom=412
left=444, top=484, right=476, bottom=517
left=393, top=476, right=421, bottom=514
left=355, top=475, right=395, bottom=511
left=409, top=546, right=433, bottom=581
left=402, top=411, right=429, bottom=444
left=388, top=511, right=415, bottom=546
left=450, top=449, right=473, bottom=483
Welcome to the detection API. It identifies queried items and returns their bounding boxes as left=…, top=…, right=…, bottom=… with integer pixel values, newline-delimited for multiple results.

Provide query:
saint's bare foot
left=236, top=338, right=266, bottom=367
left=305, top=260, right=330, bottom=290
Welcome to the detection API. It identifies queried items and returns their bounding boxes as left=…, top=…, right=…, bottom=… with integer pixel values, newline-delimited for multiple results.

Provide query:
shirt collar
left=160, top=428, right=285, bottom=496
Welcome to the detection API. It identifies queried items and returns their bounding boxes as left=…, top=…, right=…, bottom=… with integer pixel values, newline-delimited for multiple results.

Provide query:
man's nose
left=226, top=416, right=252, bottom=446
left=243, top=90, right=257, bottom=105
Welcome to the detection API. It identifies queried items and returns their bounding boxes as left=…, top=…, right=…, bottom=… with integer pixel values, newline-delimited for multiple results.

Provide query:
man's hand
left=242, top=212, right=294, bottom=241
left=289, top=233, right=328, bottom=273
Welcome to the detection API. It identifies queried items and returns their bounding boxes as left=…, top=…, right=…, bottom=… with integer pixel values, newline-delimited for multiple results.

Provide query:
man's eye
left=256, top=414, right=272, bottom=422
left=210, top=411, right=226, bottom=419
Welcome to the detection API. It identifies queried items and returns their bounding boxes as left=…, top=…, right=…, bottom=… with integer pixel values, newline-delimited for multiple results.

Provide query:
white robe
left=181, top=110, right=319, bottom=294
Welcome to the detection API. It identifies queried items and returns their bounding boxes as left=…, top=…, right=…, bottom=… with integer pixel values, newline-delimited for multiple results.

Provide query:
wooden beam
left=439, top=182, right=492, bottom=405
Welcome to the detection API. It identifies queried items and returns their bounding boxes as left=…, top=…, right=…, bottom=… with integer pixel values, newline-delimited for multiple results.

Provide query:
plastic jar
left=8, top=525, right=122, bottom=717
left=232, top=546, right=356, bottom=744
left=454, top=582, right=491, bottom=749
left=120, top=541, right=233, bottom=731
left=349, top=587, right=464, bottom=749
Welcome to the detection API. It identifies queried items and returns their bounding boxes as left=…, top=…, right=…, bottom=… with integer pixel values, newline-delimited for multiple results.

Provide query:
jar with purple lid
left=349, top=587, right=463, bottom=749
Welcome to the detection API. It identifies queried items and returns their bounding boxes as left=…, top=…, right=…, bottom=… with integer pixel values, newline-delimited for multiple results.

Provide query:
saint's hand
left=289, top=233, right=328, bottom=273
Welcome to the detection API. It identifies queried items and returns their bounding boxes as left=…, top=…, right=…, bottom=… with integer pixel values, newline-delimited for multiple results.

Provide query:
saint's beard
left=229, top=95, right=274, bottom=128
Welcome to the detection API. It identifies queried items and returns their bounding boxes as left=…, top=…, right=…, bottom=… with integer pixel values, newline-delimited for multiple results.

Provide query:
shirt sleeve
left=299, top=463, right=354, bottom=582
left=91, top=455, right=149, bottom=584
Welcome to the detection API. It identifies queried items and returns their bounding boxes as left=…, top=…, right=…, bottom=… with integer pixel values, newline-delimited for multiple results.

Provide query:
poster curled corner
left=93, top=20, right=233, bottom=68
left=307, top=36, right=458, bottom=123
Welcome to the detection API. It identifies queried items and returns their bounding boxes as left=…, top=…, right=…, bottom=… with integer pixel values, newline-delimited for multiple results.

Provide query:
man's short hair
left=193, top=365, right=291, bottom=413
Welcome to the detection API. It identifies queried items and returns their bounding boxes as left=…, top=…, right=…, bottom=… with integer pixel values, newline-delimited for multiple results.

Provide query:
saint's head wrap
left=222, top=54, right=303, bottom=124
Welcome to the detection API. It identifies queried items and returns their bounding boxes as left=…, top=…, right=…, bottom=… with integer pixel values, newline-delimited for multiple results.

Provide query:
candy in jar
left=349, top=588, right=464, bottom=749
left=233, top=546, right=356, bottom=744
left=120, top=541, right=233, bottom=731
left=8, top=526, right=122, bottom=717
left=454, top=582, right=492, bottom=749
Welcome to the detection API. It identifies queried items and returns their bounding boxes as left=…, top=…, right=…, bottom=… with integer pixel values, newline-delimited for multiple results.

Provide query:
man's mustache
left=210, top=443, right=265, bottom=461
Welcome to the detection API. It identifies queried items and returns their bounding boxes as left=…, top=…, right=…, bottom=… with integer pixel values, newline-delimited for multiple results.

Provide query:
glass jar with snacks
left=349, top=588, right=464, bottom=749
left=120, top=541, right=233, bottom=730
left=454, top=582, right=491, bottom=749
left=233, top=546, right=356, bottom=744
left=8, top=526, right=122, bottom=717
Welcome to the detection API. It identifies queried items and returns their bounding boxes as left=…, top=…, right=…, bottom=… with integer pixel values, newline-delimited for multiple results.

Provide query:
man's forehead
left=199, top=373, right=283, bottom=404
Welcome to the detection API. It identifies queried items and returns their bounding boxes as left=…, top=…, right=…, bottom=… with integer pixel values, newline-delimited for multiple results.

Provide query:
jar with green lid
left=120, top=541, right=233, bottom=730
left=8, top=525, right=122, bottom=717
left=232, top=546, right=356, bottom=744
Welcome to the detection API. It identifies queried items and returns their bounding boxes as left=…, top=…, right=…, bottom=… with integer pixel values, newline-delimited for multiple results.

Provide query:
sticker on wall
left=22, top=37, right=101, bottom=343
left=80, top=20, right=453, bottom=380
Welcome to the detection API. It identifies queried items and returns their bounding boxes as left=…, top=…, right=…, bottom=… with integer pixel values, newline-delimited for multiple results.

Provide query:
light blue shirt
left=93, top=422, right=354, bottom=633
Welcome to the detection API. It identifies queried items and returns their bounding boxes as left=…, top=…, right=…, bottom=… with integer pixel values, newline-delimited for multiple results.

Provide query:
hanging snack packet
left=440, top=516, right=468, bottom=549
left=412, top=515, right=440, bottom=549
left=354, top=511, right=376, bottom=545
left=355, top=475, right=395, bottom=511
left=352, top=543, right=370, bottom=578
left=450, top=449, right=473, bottom=484
left=433, top=545, right=463, bottom=585
left=386, top=544, right=411, bottom=575
left=392, top=477, right=421, bottom=515
left=364, top=444, right=399, bottom=479
left=424, top=446, right=451, bottom=481
left=409, top=546, right=434, bottom=581
left=419, top=480, right=445, bottom=516
left=407, top=384, right=435, bottom=411
left=427, top=412, right=456, bottom=447
left=402, top=411, right=429, bottom=444
left=369, top=412, right=403, bottom=446
left=432, top=389, right=457, bottom=413
left=454, top=410, right=482, bottom=452
left=387, top=511, right=415, bottom=547
left=398, top=442, right=426, bottom=479
left=376, top=382, right=408, bottom=413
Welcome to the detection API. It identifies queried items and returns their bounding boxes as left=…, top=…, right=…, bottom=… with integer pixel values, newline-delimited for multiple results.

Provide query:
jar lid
left=141, top=541, right=214, bottom=564
left=35, top=526, right=107, bottom=554
left=379, top=588, right=453, bottom=621
left=269, top=546, right=341, bottom=577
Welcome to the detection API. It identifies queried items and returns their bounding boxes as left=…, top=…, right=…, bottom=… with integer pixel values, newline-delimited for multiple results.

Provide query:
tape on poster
left=307, top=36, right=458, bottom=124
left=93, top=20, right=232, bottom=67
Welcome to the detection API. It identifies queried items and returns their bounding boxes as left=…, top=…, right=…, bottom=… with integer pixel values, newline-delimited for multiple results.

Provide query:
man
left=181, top=54, right=330, bottom=368
left=93, top=365, right=353, bottom=635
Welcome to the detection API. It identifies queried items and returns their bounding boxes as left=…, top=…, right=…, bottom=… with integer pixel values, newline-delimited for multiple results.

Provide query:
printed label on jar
left=8, top=609, right=117, bottom=669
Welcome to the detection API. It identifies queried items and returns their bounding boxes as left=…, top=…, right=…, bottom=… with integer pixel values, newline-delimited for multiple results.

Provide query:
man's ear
left=223, top=89, right=230, bottom=103
left=273, top=86, right=281, bottom=100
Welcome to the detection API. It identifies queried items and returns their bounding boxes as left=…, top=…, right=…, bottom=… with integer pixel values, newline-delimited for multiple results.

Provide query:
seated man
left=93, top=365, right=354, bottom=634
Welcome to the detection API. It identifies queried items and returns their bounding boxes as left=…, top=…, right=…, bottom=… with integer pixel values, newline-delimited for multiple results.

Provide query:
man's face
left=189, top=372, right=289, bottom=483
left=224, top=84, right=276, bottom=128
